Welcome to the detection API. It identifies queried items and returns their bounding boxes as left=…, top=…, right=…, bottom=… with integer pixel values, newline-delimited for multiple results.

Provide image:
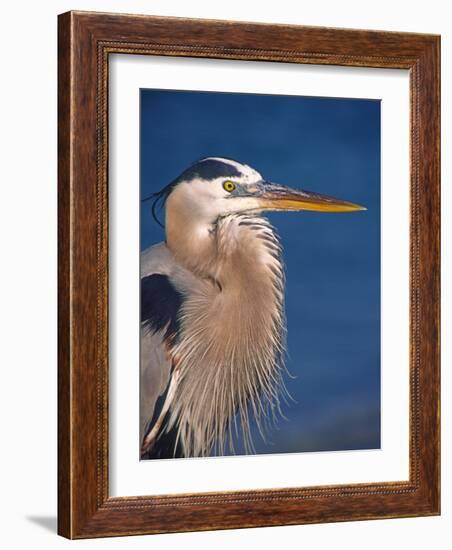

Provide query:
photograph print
left=139, top=89, right=380, bottom=460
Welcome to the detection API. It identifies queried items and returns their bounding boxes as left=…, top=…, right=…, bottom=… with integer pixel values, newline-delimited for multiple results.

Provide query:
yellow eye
left=223, top=181, right=236, bottom=193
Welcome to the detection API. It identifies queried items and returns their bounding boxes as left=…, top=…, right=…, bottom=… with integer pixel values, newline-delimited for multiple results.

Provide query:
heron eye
left=223, top=181, right=236, bottom=193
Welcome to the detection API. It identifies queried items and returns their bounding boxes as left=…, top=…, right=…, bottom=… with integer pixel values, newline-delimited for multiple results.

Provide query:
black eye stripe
left=182, top=159, right=242, bottom=182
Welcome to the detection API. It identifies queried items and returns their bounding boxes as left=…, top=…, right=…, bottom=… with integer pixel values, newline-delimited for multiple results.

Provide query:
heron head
left=149, top=157, right=365, bottom=226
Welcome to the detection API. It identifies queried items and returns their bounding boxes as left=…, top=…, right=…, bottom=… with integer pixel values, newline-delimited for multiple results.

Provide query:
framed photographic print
left=58, top=11, right=440, bottom=538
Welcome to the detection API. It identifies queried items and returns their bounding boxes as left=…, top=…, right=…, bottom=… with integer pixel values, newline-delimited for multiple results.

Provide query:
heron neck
left=165, top=214, right=286, bottom=456
left=166, top=210, right=283, bottom=292
left=165, top=210, right=217, bottom=280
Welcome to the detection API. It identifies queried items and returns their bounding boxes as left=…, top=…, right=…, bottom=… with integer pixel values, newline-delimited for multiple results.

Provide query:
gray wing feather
left=140, top=328, right=172, bottom=442
left=140, top=243, right=181, bottom=442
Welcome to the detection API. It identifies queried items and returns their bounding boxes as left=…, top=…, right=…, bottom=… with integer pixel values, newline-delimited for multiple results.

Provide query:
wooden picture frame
left=58, top=10, right=440, bottom=539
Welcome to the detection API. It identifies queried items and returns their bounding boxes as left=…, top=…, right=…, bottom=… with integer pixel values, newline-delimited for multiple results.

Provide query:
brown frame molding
left=58, top=11, right=440, bottom=539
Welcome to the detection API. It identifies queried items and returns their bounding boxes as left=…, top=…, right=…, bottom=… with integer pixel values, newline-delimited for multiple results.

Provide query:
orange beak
left=257, top=183, right=366, bottom=213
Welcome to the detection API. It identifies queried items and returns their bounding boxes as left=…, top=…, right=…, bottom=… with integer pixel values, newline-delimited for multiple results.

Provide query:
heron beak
left=257, top=183, right=366, bottom=213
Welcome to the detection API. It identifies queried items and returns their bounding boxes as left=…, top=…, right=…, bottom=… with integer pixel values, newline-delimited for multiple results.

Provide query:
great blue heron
left=140, top=157, right=365, bottom=459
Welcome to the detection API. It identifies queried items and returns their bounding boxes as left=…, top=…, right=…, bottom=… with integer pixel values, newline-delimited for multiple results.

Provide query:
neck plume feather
left=166, top=214, right=289, bottom=457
